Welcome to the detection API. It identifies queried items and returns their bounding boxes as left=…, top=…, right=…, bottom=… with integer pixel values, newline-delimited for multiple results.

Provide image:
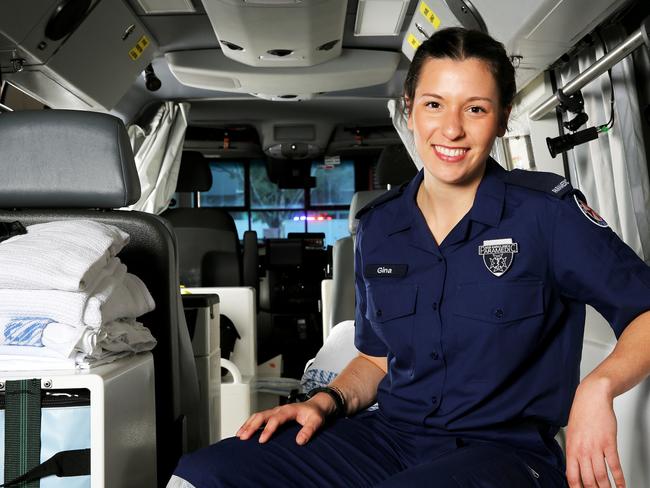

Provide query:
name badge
left=364, top=264, right=408, bottom=278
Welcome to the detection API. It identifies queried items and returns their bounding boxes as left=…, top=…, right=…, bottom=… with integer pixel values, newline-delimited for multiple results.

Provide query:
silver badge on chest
left=478, top=238, right=519, bottom=277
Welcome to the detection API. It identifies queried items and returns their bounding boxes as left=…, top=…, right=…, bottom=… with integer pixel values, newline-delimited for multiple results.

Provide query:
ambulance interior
left=1, top=0, right=650, bottom=487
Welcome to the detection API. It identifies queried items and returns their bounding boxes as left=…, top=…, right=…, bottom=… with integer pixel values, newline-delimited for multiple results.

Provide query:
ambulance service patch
left=574, top=195, right=608, bottom=228
left=478, top=238, right=519, bottom=277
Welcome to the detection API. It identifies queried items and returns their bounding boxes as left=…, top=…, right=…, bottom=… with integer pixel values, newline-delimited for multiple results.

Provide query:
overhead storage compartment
left=166, top=48, right=401, bottom=100
left=0, top=0, right=157, bottom=110
left=402, top=0, right=631, bottom=91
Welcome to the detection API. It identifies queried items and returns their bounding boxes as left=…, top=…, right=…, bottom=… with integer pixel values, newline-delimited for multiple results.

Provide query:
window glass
left=310, top=160, right=355, bottom=206
left=251, top=211, right=305, bottom=239
left=229, top=211, right=250, bottom=240
left=306, top=210, right=349, bottom=247
left=250, top=160, right=304, bottom=209
left=199, top=161, right=245, bottom=207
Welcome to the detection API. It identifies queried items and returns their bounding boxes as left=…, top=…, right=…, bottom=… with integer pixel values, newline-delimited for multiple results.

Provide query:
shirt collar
left=386, top=157, right=506, bottom=236
left=468, top=157, right=506, bottom=227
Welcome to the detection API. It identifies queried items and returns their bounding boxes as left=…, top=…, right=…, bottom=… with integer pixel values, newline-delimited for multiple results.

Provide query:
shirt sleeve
left=551, top=193, right=650, bottom=338
left=353, top=220, right=389, bottom=357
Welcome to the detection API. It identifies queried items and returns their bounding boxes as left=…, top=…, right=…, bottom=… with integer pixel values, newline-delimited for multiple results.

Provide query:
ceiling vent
left=199, top=0, right=346, bottom=67
left=221, top=40, right=244, bottom=51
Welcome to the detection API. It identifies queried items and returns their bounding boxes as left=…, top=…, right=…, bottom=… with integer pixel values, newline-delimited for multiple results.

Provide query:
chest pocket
left=365, top=283, right=418, bottom=323
left=453, top=281, right=544, bottom=323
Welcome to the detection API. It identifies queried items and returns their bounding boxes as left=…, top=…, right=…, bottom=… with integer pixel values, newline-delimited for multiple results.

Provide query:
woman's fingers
left=578, top=456, right=598, bottom=488
left=604, top=446, right=626, bottom=488
left=236, top=402, right=329, bottom=444
left=566, top=456, right=581, bottom=488
left=237, top=411, right=272, bottom=440
left=591, top=455, right=611, bottom=488
left=295, top=423, right=318, bottom=446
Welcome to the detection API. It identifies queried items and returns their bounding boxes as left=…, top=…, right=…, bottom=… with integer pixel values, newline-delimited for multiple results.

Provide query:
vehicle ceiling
left=117, top=0, right=414, bottom=135
left=3, top=0, right=631, bottom=159
left=112, top=0, right=636, bottom=159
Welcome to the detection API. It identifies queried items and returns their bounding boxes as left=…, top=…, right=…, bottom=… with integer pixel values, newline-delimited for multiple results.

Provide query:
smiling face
left=407, top=57, right=509, bottom=188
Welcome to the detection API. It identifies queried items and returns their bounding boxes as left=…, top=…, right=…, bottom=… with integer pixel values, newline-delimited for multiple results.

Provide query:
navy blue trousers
left=174, top=411, right=568, bottom=487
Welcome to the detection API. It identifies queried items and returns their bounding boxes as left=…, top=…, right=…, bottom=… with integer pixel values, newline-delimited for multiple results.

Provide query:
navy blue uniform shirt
left=354, top=159, right=650, bottom=452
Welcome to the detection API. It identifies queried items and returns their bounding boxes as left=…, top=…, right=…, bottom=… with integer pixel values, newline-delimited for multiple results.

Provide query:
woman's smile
left=431, top=144, right=469, bottom=162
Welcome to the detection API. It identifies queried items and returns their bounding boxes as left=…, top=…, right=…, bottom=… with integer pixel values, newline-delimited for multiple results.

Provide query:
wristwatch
left=306, top=386, right=346, bottom=418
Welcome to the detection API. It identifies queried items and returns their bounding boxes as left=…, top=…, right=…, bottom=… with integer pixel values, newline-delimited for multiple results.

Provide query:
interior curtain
left=125, top=101, right=190, bottom=214
left=388, top=98, right=424, bottom=170
left=558, top=25, right=650, bottom=262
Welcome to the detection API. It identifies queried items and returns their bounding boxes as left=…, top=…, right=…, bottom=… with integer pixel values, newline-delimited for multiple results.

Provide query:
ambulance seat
left=373, top=143, right=418, bottom=189
left=0, top=109, right=201, bottom=487
left=326, top=190, right=385, bottom=335
left=163, top=152, right=243, bottom=287
left=325, top=143, right=417, bottom=336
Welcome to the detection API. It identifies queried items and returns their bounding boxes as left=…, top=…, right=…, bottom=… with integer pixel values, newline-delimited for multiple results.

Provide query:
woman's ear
left=404, top=97, right=413, bottom=131
left=498, top=106, right=513, bottom=137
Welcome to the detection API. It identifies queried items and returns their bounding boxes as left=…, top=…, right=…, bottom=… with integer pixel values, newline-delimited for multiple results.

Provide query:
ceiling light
left=354, top=0, right=410, bottom=36
left=135, top=0, right=196, bottom=14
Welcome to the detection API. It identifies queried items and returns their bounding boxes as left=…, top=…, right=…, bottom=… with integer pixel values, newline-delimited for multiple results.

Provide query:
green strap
left=4, top=379, right=41, bottom=488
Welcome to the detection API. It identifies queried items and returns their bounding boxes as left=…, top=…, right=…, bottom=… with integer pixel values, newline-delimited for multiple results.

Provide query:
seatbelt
left=0, top=450, right=90, bottom=488
left=4, top=379, right=41, bottom=488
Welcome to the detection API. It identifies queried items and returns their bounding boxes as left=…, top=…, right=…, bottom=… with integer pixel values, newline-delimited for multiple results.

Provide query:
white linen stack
left=0, top=220, right=157, bottom=370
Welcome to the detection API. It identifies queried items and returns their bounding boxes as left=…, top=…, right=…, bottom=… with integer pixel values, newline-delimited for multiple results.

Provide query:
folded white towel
left=39, top=320, right=157, bottom=359
left=98, top=320, right=157, bottom=355
left=0, top=272, right=155, bottom=329
left=0, top=349, right=132, bottom=371
left=0, top=220, right=130, bottom=292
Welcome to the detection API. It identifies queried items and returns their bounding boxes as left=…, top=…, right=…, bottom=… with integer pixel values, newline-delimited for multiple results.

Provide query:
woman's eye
left=425, top=101, right=440, bottom=109
left=468, top=106, right=486, bottom=114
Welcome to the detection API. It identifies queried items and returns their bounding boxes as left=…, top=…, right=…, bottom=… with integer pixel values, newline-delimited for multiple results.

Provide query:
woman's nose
left=441, top=111, right=465, bottom=140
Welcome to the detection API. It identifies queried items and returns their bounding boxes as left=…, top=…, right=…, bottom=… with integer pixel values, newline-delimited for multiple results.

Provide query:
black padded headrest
left=0, top=110, right=140, bottom=208
left=175, top=151, right=212, bottom=192
left=374, top=144, right=418, bottom=189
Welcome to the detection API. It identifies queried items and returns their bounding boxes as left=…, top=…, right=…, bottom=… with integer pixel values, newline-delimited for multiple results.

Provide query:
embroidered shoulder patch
left=574, top=195, right=608, bottom=228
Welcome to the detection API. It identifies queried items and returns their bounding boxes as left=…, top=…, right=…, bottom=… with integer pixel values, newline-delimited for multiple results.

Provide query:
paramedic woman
left=173, top=28, right=650, bottom=488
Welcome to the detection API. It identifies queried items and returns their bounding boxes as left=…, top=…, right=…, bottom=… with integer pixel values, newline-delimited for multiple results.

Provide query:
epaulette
left=355, top=183, right=408, bottom=220
left=505, top=169, right=574, bottom=198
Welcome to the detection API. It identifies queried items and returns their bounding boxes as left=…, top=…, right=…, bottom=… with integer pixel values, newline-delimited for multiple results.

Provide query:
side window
left=196, top=158, right=356, bottom=246
left=310, top=160, right=355, bottom=206
left=250, top=160, right=304, bottom=209
left=199, top=162, right=245, bottom=207
left=308, top=160, right=355, bottom=246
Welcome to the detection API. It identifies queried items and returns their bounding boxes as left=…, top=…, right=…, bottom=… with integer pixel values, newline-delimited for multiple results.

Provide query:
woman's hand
left=565, top=377, right=625, bottom=488
left=236, top=392, right=336, bottom=445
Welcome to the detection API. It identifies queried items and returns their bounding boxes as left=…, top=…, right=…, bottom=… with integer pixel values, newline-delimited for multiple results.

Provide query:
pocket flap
left=365, top=283, right=418, bottom=323
left=453, top=281, right=543, bottom=323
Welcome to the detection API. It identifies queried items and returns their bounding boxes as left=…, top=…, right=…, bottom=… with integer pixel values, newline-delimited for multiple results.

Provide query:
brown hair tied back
left=403, top=27, right=516, bottom=126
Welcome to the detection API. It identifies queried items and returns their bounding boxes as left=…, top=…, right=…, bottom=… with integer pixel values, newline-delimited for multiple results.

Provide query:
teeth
left=435, top=145, right=467, bottom=157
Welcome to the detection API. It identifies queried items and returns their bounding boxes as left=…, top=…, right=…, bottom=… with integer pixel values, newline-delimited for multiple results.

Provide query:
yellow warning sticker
left=407, top=33, right=422, bottom=50
left=419, top=1, right=441, bottom=29
left=129, top=35, right=150, bottom=61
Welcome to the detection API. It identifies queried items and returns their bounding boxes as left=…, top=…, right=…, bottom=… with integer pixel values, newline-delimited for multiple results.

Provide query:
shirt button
left=430, top=351, right=439, bottom=360
left=432, top=396, right=438, bottom=404
left=432, top=302, right=438, bottom=311
left=494, top=308, right=504, bottom=319
left=437, top=257, right=443, bottom=263
left=376, top=309, right=382, bottom=317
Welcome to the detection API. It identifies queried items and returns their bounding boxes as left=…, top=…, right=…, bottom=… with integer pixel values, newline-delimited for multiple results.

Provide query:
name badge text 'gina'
left=364, top=264, right=408, bottom=278
left=478, top=238, right=519, bottom=277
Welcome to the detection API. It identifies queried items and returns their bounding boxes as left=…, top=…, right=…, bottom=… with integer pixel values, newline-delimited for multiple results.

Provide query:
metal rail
left=529, top=17, right=650, bottom=121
